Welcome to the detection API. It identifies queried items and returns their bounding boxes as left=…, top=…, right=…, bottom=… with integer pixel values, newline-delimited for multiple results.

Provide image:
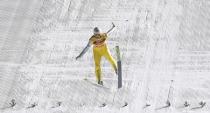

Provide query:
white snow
left=0, top=0, right=210, bottom=113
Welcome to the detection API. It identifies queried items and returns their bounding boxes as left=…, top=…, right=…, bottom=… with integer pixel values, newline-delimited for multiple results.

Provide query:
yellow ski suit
left=89, top=33, right=117, bottom=82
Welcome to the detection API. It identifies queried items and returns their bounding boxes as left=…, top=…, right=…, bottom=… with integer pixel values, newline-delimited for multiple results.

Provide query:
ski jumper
left=89, top=33, right=117, bottom=82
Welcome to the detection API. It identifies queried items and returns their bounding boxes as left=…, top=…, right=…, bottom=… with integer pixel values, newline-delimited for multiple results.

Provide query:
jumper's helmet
left=93, top=27, right=100, bottom=34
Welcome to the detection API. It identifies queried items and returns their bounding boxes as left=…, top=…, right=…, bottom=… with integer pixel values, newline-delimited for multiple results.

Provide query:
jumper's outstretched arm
left=76, top=41, right=91, bottom=60
left=106, top=22, right=115, bottom=34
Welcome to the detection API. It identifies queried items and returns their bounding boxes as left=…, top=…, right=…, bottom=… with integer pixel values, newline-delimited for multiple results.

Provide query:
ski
left=83, top=78, right=110, bottom=90
left=115, top=46, right=122, bottom=88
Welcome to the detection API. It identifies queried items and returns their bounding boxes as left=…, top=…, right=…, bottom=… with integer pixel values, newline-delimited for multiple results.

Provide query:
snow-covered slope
left=0, top=0, right=210, bottom=113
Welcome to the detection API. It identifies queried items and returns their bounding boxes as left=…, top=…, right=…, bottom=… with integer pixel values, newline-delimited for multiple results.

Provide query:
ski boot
left=98, top=80, right=103, bottom=86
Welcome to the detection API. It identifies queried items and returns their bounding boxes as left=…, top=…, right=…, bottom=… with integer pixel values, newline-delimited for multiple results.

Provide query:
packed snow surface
left=0, top=0, right=210, bottom=113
